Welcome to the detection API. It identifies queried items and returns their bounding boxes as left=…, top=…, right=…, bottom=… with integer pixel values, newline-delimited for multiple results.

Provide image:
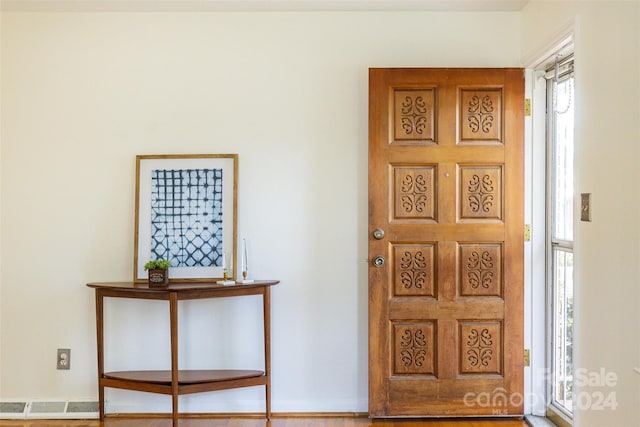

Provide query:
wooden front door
left=368, top=68, right=524, bottom=417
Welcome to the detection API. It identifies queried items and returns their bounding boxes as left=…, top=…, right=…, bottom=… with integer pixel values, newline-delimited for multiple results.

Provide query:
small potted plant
left=144, top=259, right=171, bottom=287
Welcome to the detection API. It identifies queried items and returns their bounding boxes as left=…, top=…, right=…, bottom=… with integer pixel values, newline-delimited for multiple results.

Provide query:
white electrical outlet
left=57, top=348, right=70, bottom=370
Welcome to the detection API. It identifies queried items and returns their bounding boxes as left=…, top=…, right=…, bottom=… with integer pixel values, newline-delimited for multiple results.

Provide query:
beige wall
left=0, top=10, right=521, bottom=412
left=522, top=1, right=640, bottom=426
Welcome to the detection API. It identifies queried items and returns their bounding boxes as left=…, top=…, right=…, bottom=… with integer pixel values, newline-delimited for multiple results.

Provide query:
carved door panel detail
left=459, top=165, right=503, bottom=221
left=459, top=243, right=502, bottom=297
left=459, top=321, right=502, bottom=375
left=393, top=323, right=436, bottom=375
left=459, top=89, right=502, bottom=143
left=393, top=89, right=435, bottom=143
left=393, top=166, right=436, bottom=220
left=393, top=244, right=436, bottom=297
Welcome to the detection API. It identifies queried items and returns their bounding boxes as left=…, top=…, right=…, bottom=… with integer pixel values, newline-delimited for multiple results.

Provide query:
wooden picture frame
left=134, top=154, right=238, bottom=283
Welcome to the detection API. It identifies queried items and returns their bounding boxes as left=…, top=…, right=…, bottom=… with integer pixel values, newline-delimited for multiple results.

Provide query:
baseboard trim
left=274, top=412, right=369, bottom=418
left=0, top=401, right=99, bottom=420
left=106, top=412, right=369, bottom=419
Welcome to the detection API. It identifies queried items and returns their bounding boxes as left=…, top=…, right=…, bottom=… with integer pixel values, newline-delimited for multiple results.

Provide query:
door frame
left=522, top=27, right=575, bottom=418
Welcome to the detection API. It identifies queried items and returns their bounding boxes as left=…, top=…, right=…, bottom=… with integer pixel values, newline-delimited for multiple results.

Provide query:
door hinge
left=524, top=349, right=530, bottom=367
left=524, top=224, right=531, bottom=242
left=524, top=98, right=532, bottom=116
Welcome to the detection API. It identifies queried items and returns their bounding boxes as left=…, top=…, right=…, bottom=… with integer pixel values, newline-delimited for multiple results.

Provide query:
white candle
left=221, top=252, right=226, bottom=269
left=241, top=239, right=247, bottom=273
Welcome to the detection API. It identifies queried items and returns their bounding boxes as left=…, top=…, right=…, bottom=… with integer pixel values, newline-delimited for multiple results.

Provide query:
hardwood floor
left=0, top=416, right=529, bottom=427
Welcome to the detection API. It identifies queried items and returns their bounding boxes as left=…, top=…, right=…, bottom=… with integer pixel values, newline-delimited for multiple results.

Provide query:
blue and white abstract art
left=150, top=168, right=224, bottom=267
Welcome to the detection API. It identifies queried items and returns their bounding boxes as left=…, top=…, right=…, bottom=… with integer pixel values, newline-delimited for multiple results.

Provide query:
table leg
left=170, top=292, right=179, bottom=427
left=263, top=287, right=271, bottom=420
left=95, top=290, right=105, bottom=420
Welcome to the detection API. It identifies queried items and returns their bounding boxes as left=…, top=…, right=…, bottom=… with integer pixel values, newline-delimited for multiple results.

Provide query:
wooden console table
left=87, top=280, right=279, bottom=426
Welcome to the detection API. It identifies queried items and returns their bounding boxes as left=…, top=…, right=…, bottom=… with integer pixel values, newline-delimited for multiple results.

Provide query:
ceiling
left=1, top=0, right=530, bottom=13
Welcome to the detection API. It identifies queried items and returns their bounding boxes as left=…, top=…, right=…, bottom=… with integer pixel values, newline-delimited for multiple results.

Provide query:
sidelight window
left=546, top=54, right=575, bottom=420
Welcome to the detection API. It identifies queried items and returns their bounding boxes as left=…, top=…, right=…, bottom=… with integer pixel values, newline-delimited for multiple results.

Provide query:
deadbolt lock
left=372, top=256, right=385, bottom=267
left=372, top=228, right=385, bottom=240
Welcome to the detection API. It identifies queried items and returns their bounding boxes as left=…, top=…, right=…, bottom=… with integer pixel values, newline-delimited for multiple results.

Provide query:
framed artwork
left=134, top=154, right=238, bottom=283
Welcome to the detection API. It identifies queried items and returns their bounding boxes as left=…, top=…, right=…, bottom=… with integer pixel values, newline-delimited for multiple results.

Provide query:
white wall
left=522, top=1, right=640, bottom=426
left=0, top=10, right=522, bottom=412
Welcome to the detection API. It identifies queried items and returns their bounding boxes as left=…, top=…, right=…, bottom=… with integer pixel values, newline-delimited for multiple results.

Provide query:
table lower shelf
left=102, top=369, right=266, bottom=395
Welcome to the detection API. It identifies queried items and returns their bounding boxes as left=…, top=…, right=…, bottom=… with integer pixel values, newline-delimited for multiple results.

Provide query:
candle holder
left=216, top=252, right=236, bottom=286
left=238, top=270, right=254, bottom=284
left=216, top=269, right=236, bottom=286
left=238, top=238, right=254, bottom=284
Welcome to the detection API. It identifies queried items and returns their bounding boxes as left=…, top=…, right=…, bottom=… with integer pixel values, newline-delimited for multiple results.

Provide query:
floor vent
left=67, top=401, right=99, bottom=413
left=0, top=402, right=27, bottom=418
left=30, top=401, right=66, bottom=414
left=0, top=401, right=99, bottom=419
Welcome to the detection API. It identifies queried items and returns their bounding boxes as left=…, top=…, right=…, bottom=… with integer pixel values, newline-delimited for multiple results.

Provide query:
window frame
left=545, top=54, right=575, bottom=425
